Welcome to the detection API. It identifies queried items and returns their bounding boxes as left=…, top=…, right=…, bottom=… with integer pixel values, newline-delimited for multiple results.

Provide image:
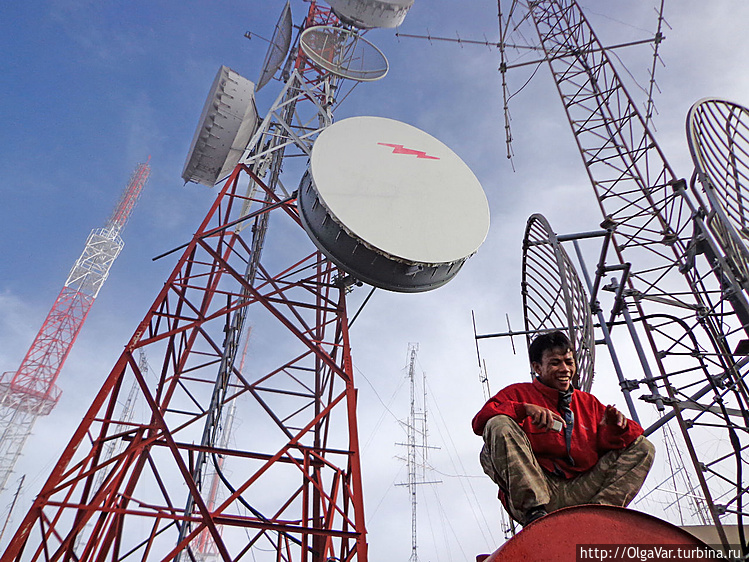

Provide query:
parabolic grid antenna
left=298, top=116, right=490, bottom=292
left=522, top=214, right=595, bottom=391
left=326, top=0, right=414, bottom=29
left=182, top=65, right=259, bottom=187
left=300, top=26, right=389, bottom=81
left=256, top=1, right=293, bottom=91
left=687, top=98, right=749, bottom=284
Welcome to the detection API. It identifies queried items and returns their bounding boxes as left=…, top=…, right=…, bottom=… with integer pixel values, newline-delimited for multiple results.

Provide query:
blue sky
left=2, top=1, right=749, bottom=560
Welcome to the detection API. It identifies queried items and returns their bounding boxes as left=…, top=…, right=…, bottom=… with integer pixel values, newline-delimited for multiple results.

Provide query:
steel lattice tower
left=0, top=161, right=150, bottom=493
left=395, top=344, right=439, bottom=562
left=499, top=0, right=749, bottom=554
left=405, top=345, right=422, bottom=562
left=1, top=4, right=374, bottom=561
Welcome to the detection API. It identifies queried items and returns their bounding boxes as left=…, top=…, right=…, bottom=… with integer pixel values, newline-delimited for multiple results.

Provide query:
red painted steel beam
left=3, top=162, right=368, bottom=562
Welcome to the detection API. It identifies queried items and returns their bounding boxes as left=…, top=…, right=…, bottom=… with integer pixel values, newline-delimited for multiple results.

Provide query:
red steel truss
left=0, top=161, right=151, bottom=413
left=1, top=288, right=93, bottom=416
left=2, top=162, right=368, bottom=562
left=295, top=2, right=340, bottom=105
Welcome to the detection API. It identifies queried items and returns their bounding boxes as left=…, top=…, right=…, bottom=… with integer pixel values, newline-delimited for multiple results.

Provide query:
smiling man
left=472, top=331, right=654, bottom=527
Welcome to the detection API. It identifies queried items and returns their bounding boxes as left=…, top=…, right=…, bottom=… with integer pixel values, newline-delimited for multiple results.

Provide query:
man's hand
left=600, top=405, right=628, bottom=429
left=524, top=404, right=565, bottom=431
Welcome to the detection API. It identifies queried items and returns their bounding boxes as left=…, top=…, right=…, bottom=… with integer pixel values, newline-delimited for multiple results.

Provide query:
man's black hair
left=528, top=330, right=573, bottom=364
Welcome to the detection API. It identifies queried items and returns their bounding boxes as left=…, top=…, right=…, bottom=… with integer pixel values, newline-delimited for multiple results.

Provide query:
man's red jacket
left=472, top=378, right=644, bottom=478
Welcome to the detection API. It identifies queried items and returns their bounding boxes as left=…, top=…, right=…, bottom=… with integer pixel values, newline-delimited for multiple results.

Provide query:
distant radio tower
left=0, top=161, right=150, bottom=492
left=396, top=344, right=440, bottom=562
left=191, top=400, right=237, bottom=562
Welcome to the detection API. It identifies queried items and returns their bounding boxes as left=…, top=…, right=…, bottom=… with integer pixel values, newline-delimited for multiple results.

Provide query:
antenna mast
left=396, top=344, right=440, bottom=562
left=0, top=161, right=150, bottom=492
left=407, top=344, right=421, bottom=562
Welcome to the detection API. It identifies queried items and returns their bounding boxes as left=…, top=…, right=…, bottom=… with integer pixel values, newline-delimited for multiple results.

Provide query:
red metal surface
left=482, top=506, right=710, bottom=561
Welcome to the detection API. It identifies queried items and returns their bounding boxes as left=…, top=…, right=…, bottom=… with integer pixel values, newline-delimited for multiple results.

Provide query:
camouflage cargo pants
left=479, top=414, right=655, bottom=526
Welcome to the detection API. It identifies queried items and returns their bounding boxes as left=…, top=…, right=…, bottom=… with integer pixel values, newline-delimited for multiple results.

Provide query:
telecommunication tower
left=395, top=344, right=440, bottom=562
left=481, top=0, right=749, bottom=555
left=0, top=161, right=150, bottom=493
left=191, top=401, right=237, bottom=562
left=2, top=2, right=489, bottom=562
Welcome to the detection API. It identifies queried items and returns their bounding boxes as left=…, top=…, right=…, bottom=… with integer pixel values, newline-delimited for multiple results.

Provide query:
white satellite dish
left=257, top=1, right=293, bottom=91
left=327, top=0, right=414, bottom=29
left=182, top=66, right=259, bottom=187
left=300, top=26, right=388, bottom=82
left=298, top=116, right=490, bottom=292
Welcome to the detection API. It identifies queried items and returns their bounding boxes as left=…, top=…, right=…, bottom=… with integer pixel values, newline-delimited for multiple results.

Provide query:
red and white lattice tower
left=1, top=3, right=398, bottom=561
left=0, top=161, right=150, bottom=492
left=0, top=1, right=486, bottom=558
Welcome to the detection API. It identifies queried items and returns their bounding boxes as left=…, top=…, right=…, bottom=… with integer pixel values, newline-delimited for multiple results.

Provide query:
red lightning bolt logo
left=377, top=143, right=440, bottom=160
